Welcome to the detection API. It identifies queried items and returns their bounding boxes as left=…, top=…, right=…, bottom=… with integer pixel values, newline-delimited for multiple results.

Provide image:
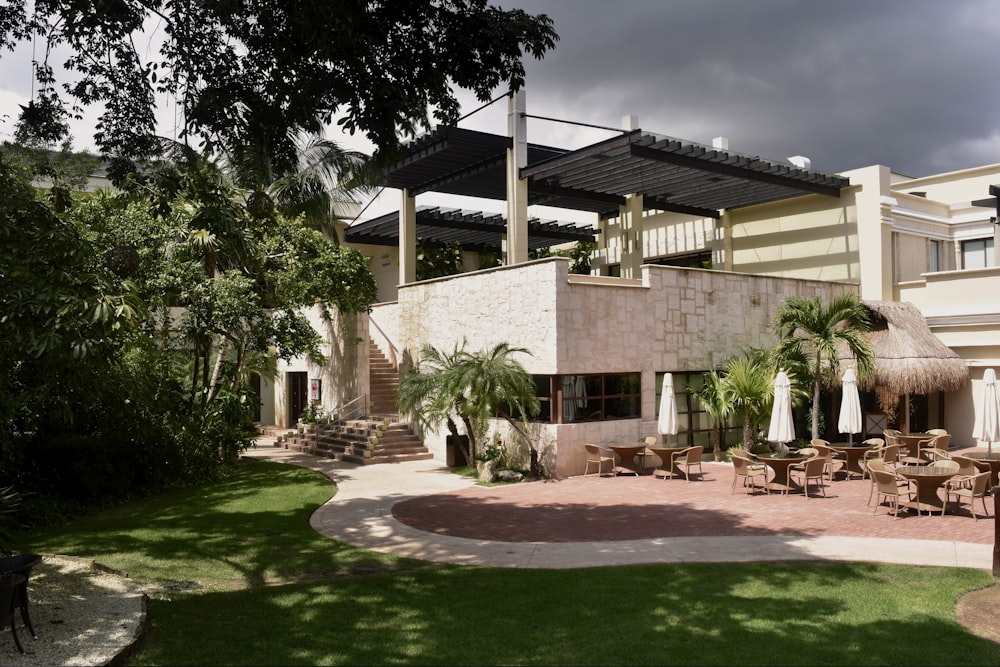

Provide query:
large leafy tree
left=771, top=294, right=875, bottom=440
left=1, top=1, right=558, bottom=161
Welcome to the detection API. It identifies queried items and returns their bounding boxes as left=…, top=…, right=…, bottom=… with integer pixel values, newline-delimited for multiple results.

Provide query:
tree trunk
left=812, top=378, right=821, bottom=440
left=206, top=336, right=230, bottom=402
left=502, top=415, right=543, bottom=477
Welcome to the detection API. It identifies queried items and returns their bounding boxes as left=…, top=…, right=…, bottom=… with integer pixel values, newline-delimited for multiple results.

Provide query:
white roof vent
left=787, top=155, right=811, bottom=169
left=712, top=136, right=729, bottom=150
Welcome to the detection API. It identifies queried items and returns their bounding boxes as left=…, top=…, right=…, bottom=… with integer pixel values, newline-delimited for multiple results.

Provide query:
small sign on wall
left=309, top=378, right=321, bottom=402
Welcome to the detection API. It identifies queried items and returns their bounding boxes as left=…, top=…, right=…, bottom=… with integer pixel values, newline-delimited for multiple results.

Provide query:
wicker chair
left=672, top=446, right=705, bottom=482
left=791, top=456, right=827, bottom=498
left=812, top=444, right=846, bottom=481
left=584, top=444, right=615, bottom=477
left=866, top=459, right=911, bottom=507
left=943, top=471, right=991, bottom=520
left=861, top=438, right=886, bottom=478
left=950, top=455, right=981, bottom=480
left=872, top=468, right=915, bottom=519
left=731, top=450, right=768, bottom=495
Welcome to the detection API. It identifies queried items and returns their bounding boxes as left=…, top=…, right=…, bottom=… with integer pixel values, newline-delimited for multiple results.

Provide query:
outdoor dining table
left=648, top=446, right=687, bottom=476
left=830, top=443, right=876, bottom=479
left=966, top=452, right=1000, bottom=488
left=609, top=444, right=647, bottom=476
left=896, top=464, right=957, bottom=514
left=757, top=455, right=808, bottom=493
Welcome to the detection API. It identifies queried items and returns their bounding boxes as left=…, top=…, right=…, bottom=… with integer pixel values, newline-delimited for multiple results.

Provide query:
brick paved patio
left=393, top=458, right=996, bottom=545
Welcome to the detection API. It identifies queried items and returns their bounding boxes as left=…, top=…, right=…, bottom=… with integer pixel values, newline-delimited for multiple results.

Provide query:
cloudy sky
left=2, top=1, right=999, bottom=222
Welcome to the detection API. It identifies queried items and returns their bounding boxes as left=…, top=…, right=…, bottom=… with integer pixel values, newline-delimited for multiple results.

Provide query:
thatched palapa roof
left=841, top=300, right=969, bottom=395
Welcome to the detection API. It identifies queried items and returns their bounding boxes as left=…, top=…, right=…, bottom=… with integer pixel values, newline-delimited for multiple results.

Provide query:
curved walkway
left=245, top=440, right=994, bottom=571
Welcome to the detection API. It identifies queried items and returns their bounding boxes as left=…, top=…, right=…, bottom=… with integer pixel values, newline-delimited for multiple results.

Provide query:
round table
left=966, top=452, right=1000, bottom=487
left=758, top=456, right=809, bottom=493
left=896, top=465, right=957, bottom=514
left=609, top=445, right=646, bottom=476
left=830, top=443, right=876, bottom=479
left=648, top=446, right=687, bottom=477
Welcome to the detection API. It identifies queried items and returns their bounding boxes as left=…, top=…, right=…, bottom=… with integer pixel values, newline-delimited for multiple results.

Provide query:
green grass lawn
left=19, top=460, right=1000, bottom=666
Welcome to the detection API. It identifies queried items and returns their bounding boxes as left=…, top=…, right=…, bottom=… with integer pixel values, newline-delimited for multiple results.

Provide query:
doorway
left=288, top=372, right=308, bottom=426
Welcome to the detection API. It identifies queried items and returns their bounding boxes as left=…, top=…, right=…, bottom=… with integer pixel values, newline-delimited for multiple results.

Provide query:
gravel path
left=0, top=555, right=146, bottom=667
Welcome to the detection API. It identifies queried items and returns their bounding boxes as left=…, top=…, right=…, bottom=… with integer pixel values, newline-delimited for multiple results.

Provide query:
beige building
left=270, top=103, right=999, bottom=476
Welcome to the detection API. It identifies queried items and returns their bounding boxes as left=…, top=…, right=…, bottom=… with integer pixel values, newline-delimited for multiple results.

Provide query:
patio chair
left=861, top=438, right=886, bottom=478
left=0, top=554, right=41, bottom=641
left=926, top=428, right=949, bottom=437
left=789, top=448, right=818, bottom=475
left=950, top=455, right=980, bottom=481
left=872, top=469, right=915, bottom=520
left=943, top=470, right=991, bottom=520
left=812, top=444, right=846, bottom=481
left=731, top=450, right=768, bottom=495
left=791, top=456, right=827, bottom=498
left=584, top=444, right=614, bottom=477
left=866, top=459, right=912, bottom=507
left=930, top=459, right=959, bottom=473
left=882, top=429, right=902, bottom=453
left=924, top=448, right=952, bottom=463
left=0, top=574, right=25, bottom=654
left=673, top=446, right=705, bottom=482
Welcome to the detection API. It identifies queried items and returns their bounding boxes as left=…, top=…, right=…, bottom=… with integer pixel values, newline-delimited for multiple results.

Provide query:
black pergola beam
left=629, top=144, right=843, bottom=198
left=642, top=196, right=721, bottom=219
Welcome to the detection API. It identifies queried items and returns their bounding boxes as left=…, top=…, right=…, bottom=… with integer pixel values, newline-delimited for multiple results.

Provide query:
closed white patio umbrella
left=657, top=373, right=679, bottom=444
left=767, top=370, right=795, bottom=450
left=838, top=368, right=863, bottom=445
left=973, top=368, right=1000, bottom=456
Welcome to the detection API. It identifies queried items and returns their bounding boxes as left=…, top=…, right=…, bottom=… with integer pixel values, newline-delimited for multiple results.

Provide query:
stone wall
left=384, top=258, right=856, bottom=477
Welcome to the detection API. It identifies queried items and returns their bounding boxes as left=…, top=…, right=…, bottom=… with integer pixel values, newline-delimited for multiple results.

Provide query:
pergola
left=363, top=97, right=850, bottom=283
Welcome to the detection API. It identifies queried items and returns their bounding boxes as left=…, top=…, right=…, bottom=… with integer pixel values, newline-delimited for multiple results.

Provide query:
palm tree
left=722, top=351, right=775, bottom=451
left=772, top=293, right=875, bottom=440
left=223, top=128, right=379, bottom=243
left=396, top=341, right=541, bottom=474
left=691, top=370, right=732, bottom=462
left=396, top=342, right=467, bottom=458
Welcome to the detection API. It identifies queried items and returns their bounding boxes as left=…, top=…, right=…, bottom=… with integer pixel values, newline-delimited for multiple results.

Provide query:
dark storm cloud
left=501, top=0, right=1000, bottom=176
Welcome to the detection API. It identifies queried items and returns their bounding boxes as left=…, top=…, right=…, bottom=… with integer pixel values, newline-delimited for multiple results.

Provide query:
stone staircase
left=259, top=339, right=431, bottom=465
left=274, top=418, right=431, bottom=465
left=368, top=339, right=399, bottom=417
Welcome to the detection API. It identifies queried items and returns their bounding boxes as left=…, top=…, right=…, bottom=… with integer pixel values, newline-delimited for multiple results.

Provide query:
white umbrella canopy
left=973, top=368, right=1000, bottom=456
left=657, top=373, right=679, bottom=444
left=838, top=368, right=863, bottom=445
left=767, top=370, right=795, bottom=449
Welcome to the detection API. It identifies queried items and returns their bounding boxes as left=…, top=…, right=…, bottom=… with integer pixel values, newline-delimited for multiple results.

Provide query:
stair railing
left=335, top=394, right=368, bottom=422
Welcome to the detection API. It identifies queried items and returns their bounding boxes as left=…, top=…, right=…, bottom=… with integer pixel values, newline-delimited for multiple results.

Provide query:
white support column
left=506, top=90, right=529, bottom=265
left=719, top=211, right=733, bottom=271
left=399, top=189, right=416, bottom=285
left=620, top=193, right=644, bottom=279
left=993, top=221, right=1000, bottom=268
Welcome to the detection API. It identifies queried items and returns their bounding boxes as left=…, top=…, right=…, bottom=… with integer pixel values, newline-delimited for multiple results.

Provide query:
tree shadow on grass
left=132, top=561, right=1000, bottom=666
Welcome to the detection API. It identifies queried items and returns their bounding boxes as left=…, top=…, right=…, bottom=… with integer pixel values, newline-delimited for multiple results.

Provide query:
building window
left=928, top=239, right=941, bottom=273
left=532, top=373, right=640, bottom=423
left=962, top=238, right=995, bottom=269
left=648, top=251, right=713, bottom=270
left=655, top=371, right=741, bottom=449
